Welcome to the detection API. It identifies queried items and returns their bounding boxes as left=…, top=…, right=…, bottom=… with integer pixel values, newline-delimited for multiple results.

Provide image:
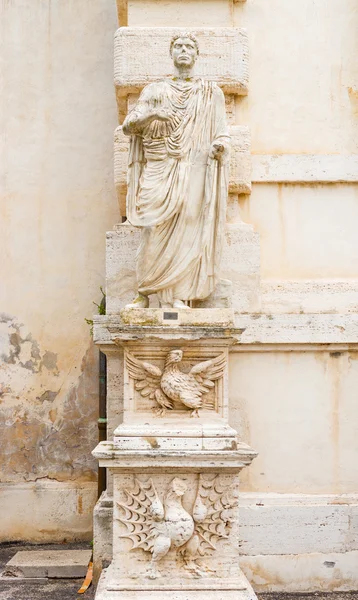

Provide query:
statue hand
left=151, top=109, right=172, bottom=123
left=209, top=143, right=225, bottom=160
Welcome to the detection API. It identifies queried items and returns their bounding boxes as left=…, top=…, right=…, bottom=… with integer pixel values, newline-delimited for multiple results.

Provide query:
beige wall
left=237, top=0, right=358, bottom=154
left=230, top=350, right=358, bottom=494
left=0, top=0, right=118, bottom=540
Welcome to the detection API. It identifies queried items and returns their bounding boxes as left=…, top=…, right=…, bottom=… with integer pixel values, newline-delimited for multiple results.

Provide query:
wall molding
left=252, top=154, right=358, bottom=184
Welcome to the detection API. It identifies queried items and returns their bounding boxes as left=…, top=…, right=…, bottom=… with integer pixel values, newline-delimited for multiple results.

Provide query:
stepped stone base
left=95, top=565, right=258, bottom=599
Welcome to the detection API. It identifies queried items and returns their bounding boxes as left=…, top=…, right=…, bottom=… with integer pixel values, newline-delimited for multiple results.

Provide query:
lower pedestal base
left=95, top=566, right=258, bottom=600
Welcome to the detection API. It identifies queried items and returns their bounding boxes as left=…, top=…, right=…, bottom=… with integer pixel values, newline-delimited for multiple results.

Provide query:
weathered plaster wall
left=230, top=350, right=358, bottom=495
left=0, top=0, right=118, bottom=540
left=236, top=0, right=358, bottom=154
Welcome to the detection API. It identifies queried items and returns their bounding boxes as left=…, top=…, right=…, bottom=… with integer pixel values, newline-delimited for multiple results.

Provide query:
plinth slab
left=3, top=550, right=91, bottom=579
left=119, top=308, right=234, bottom=328
left=95, top=565, right=258, bottom=599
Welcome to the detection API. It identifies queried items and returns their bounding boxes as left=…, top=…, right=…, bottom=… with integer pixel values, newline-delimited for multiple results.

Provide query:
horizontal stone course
left=114, top=27, right=249, bottom=96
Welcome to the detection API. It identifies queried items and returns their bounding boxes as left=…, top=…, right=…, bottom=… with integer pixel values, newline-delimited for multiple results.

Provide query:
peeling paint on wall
left=1, top=314, right=98, bottom=484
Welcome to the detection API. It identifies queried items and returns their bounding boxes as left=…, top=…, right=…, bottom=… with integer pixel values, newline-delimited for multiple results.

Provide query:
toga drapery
left=125, top=78, right=230, bottom=304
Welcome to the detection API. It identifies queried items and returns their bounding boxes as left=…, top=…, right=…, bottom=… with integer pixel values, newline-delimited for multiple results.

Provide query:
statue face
left=171, top=37, right=198, bottom=69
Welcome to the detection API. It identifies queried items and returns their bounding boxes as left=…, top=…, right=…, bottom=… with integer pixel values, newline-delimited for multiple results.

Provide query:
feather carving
left=126, top=349, right=225, bottom=416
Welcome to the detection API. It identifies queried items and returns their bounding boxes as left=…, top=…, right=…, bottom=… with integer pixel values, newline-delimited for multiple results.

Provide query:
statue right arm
left=123, top=86, right=171, bottom=136
left=123, top=108, right=170, bottom=136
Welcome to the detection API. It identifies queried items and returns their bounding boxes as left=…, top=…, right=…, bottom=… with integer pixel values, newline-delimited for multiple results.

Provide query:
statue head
left=170, top=33, right=199, bottom=70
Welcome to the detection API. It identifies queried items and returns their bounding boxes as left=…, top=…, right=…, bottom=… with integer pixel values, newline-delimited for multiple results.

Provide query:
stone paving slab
left=0, top=544, right=358, bottom=600
left=3, top=549, right=92, bottom=579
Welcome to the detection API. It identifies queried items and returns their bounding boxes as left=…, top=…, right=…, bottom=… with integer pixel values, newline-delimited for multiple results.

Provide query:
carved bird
left=126, top=349, right=225, bottom=416
left=116, top=475, right=238, bottom=579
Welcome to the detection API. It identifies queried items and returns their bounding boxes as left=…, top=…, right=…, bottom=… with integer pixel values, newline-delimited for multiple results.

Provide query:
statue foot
left=173, top=299, right=190, bottom=309
left=125, top=294, right=149, bottom=309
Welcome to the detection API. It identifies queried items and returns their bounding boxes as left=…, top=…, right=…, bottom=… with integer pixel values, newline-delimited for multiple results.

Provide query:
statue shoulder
left=141, top=80, right=167, bottom=99
left=200, top=79, right=225, bottom=99
left=211, top=82, right=225, bottom=99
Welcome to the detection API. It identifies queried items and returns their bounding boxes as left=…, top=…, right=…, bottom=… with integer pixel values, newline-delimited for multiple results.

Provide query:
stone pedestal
left=93, top=314, right=257, bottom=599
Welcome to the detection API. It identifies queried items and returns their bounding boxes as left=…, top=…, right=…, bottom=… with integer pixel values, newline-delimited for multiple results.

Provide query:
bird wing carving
left=192, top=474, right=238, bottom=556
left=189, top=353, right=226, bottom=390
left=126, top=352, right=173, bottom=410
left=116, top=478, right=164, bottom=552
left=187, top=353, right=226, bottom=407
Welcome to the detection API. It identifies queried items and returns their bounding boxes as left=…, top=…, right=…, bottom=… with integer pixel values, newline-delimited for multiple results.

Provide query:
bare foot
left=173, top=299, right=190, bottom=309
left=125, top=294, right=149, bottom=309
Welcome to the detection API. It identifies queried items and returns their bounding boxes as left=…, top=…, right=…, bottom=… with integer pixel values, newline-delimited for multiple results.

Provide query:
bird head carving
left=169, top=477, right=187, bottom=497
left=165, top=349, right=183, bottom=366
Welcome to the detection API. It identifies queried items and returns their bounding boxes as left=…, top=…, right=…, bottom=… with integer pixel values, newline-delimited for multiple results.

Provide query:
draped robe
left=124, top=78, right=230, bottom=304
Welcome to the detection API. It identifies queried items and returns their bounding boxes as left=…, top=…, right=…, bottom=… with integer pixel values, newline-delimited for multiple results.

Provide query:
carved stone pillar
left=93, top=312, right=257, bottom=599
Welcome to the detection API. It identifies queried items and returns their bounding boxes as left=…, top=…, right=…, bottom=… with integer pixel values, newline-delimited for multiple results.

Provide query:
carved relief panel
left=122, top=345, right=229, bottom=421
left=110, top=472, right=242, bottom=591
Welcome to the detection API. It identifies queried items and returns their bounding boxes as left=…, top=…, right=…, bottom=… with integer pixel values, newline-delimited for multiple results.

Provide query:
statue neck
left=173, top=65, right=195, bottom=80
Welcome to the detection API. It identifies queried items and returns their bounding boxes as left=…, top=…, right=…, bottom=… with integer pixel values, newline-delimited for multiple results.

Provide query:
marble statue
left=123, top=33, right=231, bottom=310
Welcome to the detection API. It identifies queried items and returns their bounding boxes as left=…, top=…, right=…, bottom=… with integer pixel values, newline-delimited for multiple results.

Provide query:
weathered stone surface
left=0, top=481, right=96, bottom=544
left=241, top=551, right=358, bottom=594
left=239, top=493, right=358, bottom=556
left=105, top=226, right=141, bottom=314
left=119, top=307, right=234, bottom=327
left=4, top=550, right=91, bottom=579
left=114, top=27, right=249, bottom=96
left=0, top=314, right=98, bottom=489
left=261, top=279, right=358, bottom=314
left=93, top=492, right=114, bottom=583
left=105, top=224, right=260, bottom=315
left=96, top=564, right=258, bottom=599
left=252, top=154, right=358, bottom=183
left=234, top=313, right=358, bottom=345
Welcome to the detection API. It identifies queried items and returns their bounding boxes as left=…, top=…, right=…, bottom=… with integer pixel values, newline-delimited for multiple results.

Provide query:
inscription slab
left=114, top=27, right=249, bottom=97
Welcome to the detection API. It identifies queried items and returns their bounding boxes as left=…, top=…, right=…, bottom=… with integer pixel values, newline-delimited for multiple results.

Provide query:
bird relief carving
left=126, top=349, right=225, bottom=416
left=116, top=475, right=239, bottom=579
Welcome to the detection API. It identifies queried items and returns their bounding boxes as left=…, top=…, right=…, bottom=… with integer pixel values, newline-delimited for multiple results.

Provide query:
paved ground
left=0, top=543, right=95, bottom=600
left=0, top=543, right=357, bottom=600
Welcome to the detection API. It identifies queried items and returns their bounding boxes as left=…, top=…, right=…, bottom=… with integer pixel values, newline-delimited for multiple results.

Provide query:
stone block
left=229, top=126, right=251, bottom=194
left=240, top=551, right=358, bottom=594
left=105, top=224, right=260, bottom=314
left=114, top=126, right=251, bottom=215
left=3, top=550, right=91, bottom=579
left=221, top=224, right=261, bottom=313
left=252, top=154, right=358, bottom=183
left=119, top=307, right=234, bottom=327
left=93, top=492, right=114, bottom=583
left=105, top=225, right=140, bottom=314
left=96, top=565, right=258, bottom=599
left=261, top=279, right=358, bottom=314
left=114, top=27, right=249, bottom=97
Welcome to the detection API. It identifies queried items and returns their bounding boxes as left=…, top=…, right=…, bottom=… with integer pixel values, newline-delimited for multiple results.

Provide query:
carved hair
left=170, top=32, right=199, bottom=56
